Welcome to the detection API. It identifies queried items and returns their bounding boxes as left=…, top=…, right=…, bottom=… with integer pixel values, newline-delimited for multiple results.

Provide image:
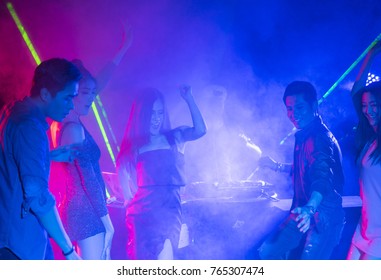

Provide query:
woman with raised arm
left=50, top=23, right=133, bottom=260
left=116, top=86, right=206, bottom=259
left=347, top=41, right=381, bottom=260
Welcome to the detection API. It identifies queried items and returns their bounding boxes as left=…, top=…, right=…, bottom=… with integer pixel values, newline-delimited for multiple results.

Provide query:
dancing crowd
left=1, top=30, right=381, bottom=260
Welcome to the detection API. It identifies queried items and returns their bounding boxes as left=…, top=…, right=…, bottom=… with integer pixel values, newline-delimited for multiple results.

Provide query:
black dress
left=126, top=133, right=186, bottom=259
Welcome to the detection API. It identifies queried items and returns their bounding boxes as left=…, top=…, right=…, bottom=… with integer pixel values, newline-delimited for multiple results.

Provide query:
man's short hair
left=30, top=58, right=82, bottom=98
left=283, top=81, right=317, bottom=106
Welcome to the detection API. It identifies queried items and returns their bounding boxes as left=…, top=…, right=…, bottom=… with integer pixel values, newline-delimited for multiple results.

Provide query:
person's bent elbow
left=27, top=190, right=56, bottom=217
left=197, top=126, right=207, bottom=138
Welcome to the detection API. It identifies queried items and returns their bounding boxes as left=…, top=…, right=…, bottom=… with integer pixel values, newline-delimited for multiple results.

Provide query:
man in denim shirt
left=0, top=58, right=82, bottom=260
left=257, top=81, right=345, bottom=259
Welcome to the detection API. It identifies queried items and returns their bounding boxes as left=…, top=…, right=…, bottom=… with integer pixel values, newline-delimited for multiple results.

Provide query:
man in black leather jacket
left=257, top=81, right=345, bottom=259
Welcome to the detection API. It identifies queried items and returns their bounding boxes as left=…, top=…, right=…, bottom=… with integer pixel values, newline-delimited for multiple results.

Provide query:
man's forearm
left=305, top=191, right=323, bottom=211
left=38, top=206, right=73, bottom=253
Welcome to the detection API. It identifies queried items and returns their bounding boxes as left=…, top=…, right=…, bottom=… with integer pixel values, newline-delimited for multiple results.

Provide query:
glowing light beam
left=7, top=2, right=41, bottom=65
left=91, top=102, right=116, bottom=165
left=280, top=32, right=381, bottom=145
left=96, top=96, right=120, bottom=152
left=7, top=2, right=117, bottom=197
left=319, top=32, right=381, bottom=105
left=7, top=1, right=117, bottom=168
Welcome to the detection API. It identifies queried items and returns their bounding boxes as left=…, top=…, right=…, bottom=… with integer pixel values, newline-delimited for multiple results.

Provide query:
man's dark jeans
left=258, top=210, right=345, bottom=260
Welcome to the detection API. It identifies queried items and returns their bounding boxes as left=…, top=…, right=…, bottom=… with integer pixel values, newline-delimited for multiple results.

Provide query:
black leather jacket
left=291, top=116, right=344, bottom=214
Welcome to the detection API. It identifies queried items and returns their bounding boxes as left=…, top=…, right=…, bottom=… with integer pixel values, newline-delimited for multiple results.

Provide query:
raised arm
left=177, top=85, right=207, bottom=142
left=96, top=22, right=133, bottom=93
left=112, top=22, right=133, bottom=66
left=352, top=40, right=381, bottom=95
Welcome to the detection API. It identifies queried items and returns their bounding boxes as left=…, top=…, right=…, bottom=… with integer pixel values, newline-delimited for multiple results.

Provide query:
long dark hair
left=352, top=81, right=381, bottom=164
left=116, top=87, right=171, bottom=166
left=71, top=59, right=97, bottom=87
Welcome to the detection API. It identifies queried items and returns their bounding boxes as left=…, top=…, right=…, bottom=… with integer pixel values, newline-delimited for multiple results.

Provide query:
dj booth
left=177, top=181, right=284, bottom=259
left=105, top=174, right=362, bottom=260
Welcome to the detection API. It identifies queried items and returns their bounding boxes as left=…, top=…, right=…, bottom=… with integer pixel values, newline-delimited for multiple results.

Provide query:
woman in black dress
left=116, top=86, right=206, bottom=259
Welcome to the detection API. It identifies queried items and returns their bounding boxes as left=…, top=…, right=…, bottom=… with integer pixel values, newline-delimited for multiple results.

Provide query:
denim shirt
left=0, top=97, right=56, bottom=259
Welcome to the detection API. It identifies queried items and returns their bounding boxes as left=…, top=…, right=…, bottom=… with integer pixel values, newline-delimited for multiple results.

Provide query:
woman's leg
left=347, top=242, right=381, bottom=260
left=77, top=232, right=105, bottom=260
left=157, top=239, right=174, bottom=260
left=346, top=243, right=361, bottom=260
left=360, top=252, right=381, bottom=260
